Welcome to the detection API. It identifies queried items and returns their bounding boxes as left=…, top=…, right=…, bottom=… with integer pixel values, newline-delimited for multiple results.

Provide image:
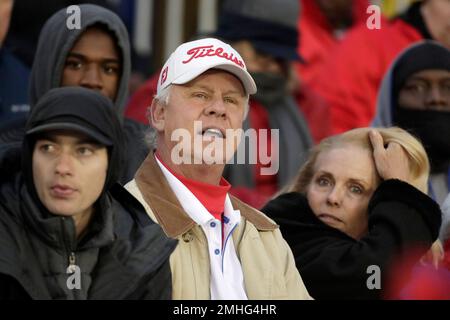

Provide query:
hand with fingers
left=369, top=130, right=413, bottom=184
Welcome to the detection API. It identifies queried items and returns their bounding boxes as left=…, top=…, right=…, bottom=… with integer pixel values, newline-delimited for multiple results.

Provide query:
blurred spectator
left=311, top=0, right=450, bottom=134
left=0, top=0, right=29, bottom=128
left=296, top=0, right=369, bottom=85
left=292, top=0, right=368, bottom=143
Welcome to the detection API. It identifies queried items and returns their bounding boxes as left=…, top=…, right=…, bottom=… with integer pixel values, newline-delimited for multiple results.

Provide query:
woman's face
left=306, top=145, right=379, bottom=239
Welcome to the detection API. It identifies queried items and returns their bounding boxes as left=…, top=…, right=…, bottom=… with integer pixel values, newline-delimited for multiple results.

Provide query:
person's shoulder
left=108, top=183, right=176, bottom=249
left=109, top=183, right=155, bottom=228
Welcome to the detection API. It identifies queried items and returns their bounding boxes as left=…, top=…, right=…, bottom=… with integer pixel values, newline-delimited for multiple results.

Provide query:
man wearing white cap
left=125, top=38, right=311, bottom=300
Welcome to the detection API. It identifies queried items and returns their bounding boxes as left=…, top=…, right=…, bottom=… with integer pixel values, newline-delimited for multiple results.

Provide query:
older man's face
left=0, top=0, right=14, bottom=48
left=154, top=69, right=247, bottom=165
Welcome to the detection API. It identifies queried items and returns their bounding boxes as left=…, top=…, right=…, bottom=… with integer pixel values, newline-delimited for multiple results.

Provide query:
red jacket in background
left=125, top=72, right=158, bottom=124
left=296, top=0, right=369, bottom=85
left=310, top=17, right=423, bottom=134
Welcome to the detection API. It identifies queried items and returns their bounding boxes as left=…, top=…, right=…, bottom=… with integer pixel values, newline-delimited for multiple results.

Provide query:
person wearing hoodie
left=371, top=42, right=450, bottom=296
left=0, top=4, right=148, bottom=183
left=372, top=41, right=450, bottom=243
left=262, top=127, right=442, bottom=299
left=0, top=87, right=176, bottom=300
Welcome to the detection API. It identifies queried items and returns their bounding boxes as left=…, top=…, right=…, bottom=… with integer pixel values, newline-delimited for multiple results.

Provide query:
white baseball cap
left=157, top=38, right=257, bottom=95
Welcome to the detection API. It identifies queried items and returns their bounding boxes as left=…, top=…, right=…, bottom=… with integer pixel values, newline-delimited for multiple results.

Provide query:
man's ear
left=149, top=99, right=165, bottom=132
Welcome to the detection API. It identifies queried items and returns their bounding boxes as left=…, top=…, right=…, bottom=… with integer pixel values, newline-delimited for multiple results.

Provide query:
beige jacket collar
left=135, top=154, right=278, bottom=238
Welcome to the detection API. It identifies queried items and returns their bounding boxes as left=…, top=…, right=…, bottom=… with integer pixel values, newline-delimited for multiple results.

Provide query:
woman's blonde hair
left=288, top=127, right=430, bottom=194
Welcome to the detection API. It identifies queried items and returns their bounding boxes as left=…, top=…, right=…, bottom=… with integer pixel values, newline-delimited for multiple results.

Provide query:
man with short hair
left=125, top=38, right=312, bottom=300
left=0, top=87, right=175, bottom=299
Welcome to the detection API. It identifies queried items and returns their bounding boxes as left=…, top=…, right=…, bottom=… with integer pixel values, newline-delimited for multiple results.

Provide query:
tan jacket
left=125, top=155, right=312, bottom=300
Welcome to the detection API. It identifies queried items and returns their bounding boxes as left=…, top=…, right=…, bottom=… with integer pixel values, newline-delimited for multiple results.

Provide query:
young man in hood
left=0, top=87, right=175, bottom=299
left=125, top=37, right=312, bottom=300
left=1, top=4, right=148, bottom=183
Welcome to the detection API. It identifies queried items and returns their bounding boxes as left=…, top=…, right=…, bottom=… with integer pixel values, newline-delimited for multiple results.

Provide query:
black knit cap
left=26, top=87, right=116, bottom=146
left=393, top=41, right=450, bottom=108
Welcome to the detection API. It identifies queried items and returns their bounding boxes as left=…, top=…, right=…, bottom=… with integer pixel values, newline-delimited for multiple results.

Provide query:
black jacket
left=0, top=144, right=177, bottom=300
left=262, top=180, right=442, bottom=299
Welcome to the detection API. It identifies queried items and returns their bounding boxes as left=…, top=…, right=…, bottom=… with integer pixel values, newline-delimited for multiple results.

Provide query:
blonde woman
left=262, top=127, right=442, bottom=299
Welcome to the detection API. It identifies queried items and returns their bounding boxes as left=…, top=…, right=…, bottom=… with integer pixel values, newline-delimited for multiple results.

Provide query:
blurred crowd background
left=3, top=0, right=417, bottom=96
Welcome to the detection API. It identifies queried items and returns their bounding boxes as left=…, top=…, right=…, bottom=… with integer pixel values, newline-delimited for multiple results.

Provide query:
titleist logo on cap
left=182, top=45, right=245, bottom=68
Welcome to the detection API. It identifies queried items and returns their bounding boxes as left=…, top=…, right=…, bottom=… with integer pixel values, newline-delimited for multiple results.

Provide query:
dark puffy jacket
left=0, top=144, right=176, bottom=300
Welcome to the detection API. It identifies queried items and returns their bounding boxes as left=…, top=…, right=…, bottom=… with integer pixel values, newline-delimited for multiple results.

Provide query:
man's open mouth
left=201, top=128, right=225, bottom=139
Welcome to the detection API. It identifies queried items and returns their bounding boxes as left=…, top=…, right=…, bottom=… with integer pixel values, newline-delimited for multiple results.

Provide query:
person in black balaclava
left=214, top=0, right=313, bottom=208
left=0, top=87, right=175, bottom=300
left=374, top=41, right=450, bottom=201
left=393, top=45, right=450, bottom=176
left=372, top=40, right=450, bottom=243
left=0, top=4, right=149, bottom=184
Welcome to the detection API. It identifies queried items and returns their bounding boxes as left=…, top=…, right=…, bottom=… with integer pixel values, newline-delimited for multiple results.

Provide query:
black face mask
left=251, top=72, right=287, bottom=106
left=395, top=108, right=450, bottom=172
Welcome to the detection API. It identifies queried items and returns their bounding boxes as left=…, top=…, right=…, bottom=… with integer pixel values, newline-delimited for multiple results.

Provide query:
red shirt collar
left=155, top=153, right=231, bottom=220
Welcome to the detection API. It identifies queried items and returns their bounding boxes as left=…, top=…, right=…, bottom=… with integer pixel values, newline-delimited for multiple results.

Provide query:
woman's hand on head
left=369, top=130, right=412, bottom=183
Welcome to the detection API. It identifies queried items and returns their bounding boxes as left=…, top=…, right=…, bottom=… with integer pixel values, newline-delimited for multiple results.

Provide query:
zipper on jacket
left=60, top=217, right=77, bottom=272
left=67, top=251, right=77, bottom=273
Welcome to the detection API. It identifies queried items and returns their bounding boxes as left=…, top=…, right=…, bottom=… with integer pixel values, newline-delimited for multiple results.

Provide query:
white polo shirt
left=155, top=157, right=248, bottom=300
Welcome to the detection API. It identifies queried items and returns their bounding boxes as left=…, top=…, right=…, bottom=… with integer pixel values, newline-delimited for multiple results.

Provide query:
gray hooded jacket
left=2, top=4, right=148, bottom=183
left=372, top=40, right=450, bottom=241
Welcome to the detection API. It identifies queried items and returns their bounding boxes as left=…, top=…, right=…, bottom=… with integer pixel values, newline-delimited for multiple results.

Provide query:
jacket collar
left=135, top=153, right=278, bottom=238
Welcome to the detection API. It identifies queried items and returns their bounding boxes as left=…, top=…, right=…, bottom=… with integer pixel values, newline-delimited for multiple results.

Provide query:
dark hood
left=29, top=4, right=131, bottom=117
left=372, top=40, right=450, bottom=127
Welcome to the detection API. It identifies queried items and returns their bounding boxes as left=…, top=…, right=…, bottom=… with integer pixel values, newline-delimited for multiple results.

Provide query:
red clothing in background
left=311, top=17, right=423, bottom=134
left=296, top=0, right=369, bottom=85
